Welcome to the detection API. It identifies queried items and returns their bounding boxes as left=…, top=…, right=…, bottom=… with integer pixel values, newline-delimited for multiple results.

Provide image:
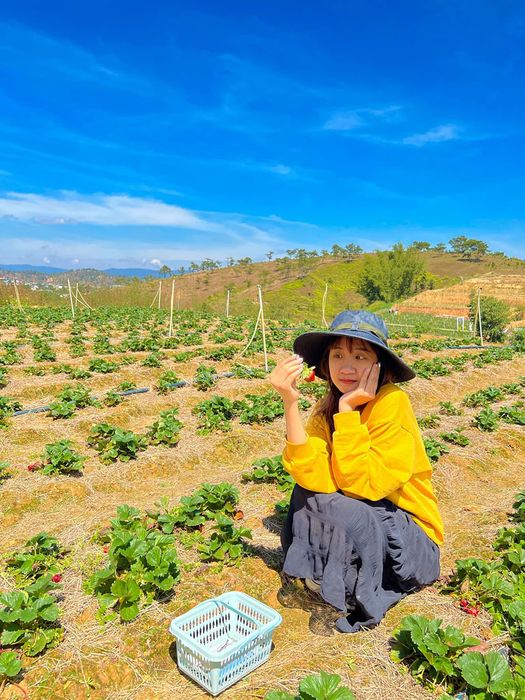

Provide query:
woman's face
left=328, top=337, right=379, bottom=394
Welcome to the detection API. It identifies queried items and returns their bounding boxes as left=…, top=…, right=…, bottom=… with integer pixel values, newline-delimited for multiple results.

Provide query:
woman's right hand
left=269, top=354, right=303, bottom=403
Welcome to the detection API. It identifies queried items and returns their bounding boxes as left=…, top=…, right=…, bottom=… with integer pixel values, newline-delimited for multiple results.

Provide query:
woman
left=269, top=310, right=443, bottom=632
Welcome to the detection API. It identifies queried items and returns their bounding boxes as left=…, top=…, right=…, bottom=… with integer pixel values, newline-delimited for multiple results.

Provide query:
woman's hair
left=314, top=336, right=396, bottom=435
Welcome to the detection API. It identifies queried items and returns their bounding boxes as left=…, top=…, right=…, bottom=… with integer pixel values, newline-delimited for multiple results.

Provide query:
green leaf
left=484, top=651, right=514, bottom=693
left=1, top=627, right=25, bottom=646
left=457, top=652, right=489, bottom=689
left=37, top=601, right=60, bottom=622
left=298, top=671, right=355, bottom=699
left=0, top=651, right=22, bottom=678
left=119, top=602, right=140, bottom=621
left=264, top=693, right=295, bottom=700
left=24, top=629, right=50, bottom=656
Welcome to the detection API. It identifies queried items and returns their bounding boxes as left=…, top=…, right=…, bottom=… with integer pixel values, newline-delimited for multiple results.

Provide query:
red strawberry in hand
left=302, top=365, right=316, bottom=382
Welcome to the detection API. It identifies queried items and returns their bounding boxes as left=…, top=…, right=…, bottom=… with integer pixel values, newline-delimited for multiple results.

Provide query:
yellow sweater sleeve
left=282, top=411, right=338, bottom=493
left=332, top=391, right=416, bottom=500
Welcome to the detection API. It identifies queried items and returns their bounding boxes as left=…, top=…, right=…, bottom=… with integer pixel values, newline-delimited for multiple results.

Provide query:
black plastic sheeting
left=12, top=372, right=238, bottom=417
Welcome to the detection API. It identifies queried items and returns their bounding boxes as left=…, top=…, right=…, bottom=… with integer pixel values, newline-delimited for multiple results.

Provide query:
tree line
left=158, top=237, right=502, bottom=277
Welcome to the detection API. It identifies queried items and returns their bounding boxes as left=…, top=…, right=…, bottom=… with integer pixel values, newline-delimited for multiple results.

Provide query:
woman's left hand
left=338, top=362, right=380, bottom=412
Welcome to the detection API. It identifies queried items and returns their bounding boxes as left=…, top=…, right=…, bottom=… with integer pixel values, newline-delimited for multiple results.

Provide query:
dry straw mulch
left=1, top=329, right=524, bottom=700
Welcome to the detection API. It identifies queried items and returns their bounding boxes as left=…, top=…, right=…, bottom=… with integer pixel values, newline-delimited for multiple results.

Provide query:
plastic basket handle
left=212, top=599, right=262, bottom=628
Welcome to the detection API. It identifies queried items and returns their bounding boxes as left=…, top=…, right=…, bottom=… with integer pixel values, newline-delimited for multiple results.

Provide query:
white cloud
left=402, top=124, right=460, bottom=146
left=267, top=164, right=293, bottom=176
left=150, top=258, right=162, bottom=266
left=0, top=191, right=208, bottom=228
left=324, top=112, right=362, bottom=131
left=72, top=258, right=80, bottom=264
left=43, top=256, right=51, bottom=263
left=323, top=106, right=402, bottom=131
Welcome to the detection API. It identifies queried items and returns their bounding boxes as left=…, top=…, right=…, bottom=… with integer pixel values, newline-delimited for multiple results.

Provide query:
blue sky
left=0, top=0, right=524, bottom=269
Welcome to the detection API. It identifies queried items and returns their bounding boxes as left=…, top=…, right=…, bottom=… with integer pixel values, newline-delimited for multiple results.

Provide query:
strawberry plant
left=141, top=351, right=164, bottom=368
left=146, top=408, right=183, bottom=446
left=445, top=355, right=470, bottom=371
left=116, top=381, right=137, bottom=392
left=69, top=367, right=92, bottom=380
left=86, top=422, right=116, bottom=451
left=194, top=482, right=239, bottom=517
left=391, top=614, right=525, bottom=697
left=441, top=493, right=525, bottom=680
left=421, top=338, right=449, bottom=351
left=230, top=363, right=266, bottom=379
left=0, top=368, right=7, bottom=388
left=50, top=363, right=73, bottom=375
left=501, top=383, right=523, bottom=396
left=439, top=428, right=470, bottom=447
left=0, top=574, right=63, bottom=656
left=238, top=392, right=309, bottom=424
left=206, top=345, right=237, bottom=360
left=148, top=482, right=240, bottom=533
left=298, top=379, right=327, bottom=400
left=194, top=364, right=218, bottom=391
left=41, top=440, right=85, bottom=475
left=92, top=333, right=115, bottom=355
left=0, top=397, right=22, bottom=428
left=198, top=515, right=252, bottom=563
left=87, top=424, right=148, bottom=464
left=24, top=365, right=47, bottom=376
left=417, top=413, right=441, bottom=429
left=265, top=671, right=356, bottom=699
left=391, top=614, right=481, bottom=689
left=47, top=383, right=98, bottom=419
left=423, top=437, right=450, bottom=463
left=103, top=390, right=124, bottom=407
left=150, top=495, right=206, bottom=533
left=498, top=403, right=525, bottom=426
left=0, top=343, right=22, bottom=366
left=464, top=387, right=505, bottom=408
left=84, top=504, right=180, bottom=622
left=412, top=358, right=451, bottom=379
left=242, top=455, right=294, bottom=492
left=511, top=490, right=525, bottom=523
left=32, top=337, right=56, bottom=362
left=473, top=407, right=500, bottom=432
left=88, top=358, right=119, bottom=374
left=156, top=370, right=182, bottom=394
left=5, top=533, right=65, bottom=583
left=192, top=396, right=241, bottom=433
left=438, top=401, right=463, bottom=416
left=0, top=461, right=12, bottom=484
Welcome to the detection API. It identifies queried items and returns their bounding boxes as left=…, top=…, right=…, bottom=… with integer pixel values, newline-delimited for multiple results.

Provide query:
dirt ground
left=0, top=320, right=524, bottom=700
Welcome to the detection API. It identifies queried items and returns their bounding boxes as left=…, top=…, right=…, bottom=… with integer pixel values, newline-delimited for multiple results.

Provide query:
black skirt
left=281, top=484, right=441, bottom=633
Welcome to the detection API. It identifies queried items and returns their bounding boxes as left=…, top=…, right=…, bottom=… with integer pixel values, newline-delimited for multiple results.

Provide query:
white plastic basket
left=169, top=591, right=282, bottom=695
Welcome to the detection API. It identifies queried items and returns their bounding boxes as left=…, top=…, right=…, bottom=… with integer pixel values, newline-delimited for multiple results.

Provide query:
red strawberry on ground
left=51, top=574, right=62, bottom=583
left=103, top=545, right=110, bottom=553
left=459, top=599, right=480, bottom=616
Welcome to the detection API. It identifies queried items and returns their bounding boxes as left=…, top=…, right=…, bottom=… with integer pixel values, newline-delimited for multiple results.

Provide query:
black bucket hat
left=293, top=310, right=416, bottom=383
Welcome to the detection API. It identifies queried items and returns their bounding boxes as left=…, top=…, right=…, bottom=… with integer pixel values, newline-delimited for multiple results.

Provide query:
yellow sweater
left=283, top=382, right=444, bottom=545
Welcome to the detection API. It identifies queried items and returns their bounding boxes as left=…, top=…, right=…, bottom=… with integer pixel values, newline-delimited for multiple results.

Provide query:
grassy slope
left=8, top=252, right=525, bottom=322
